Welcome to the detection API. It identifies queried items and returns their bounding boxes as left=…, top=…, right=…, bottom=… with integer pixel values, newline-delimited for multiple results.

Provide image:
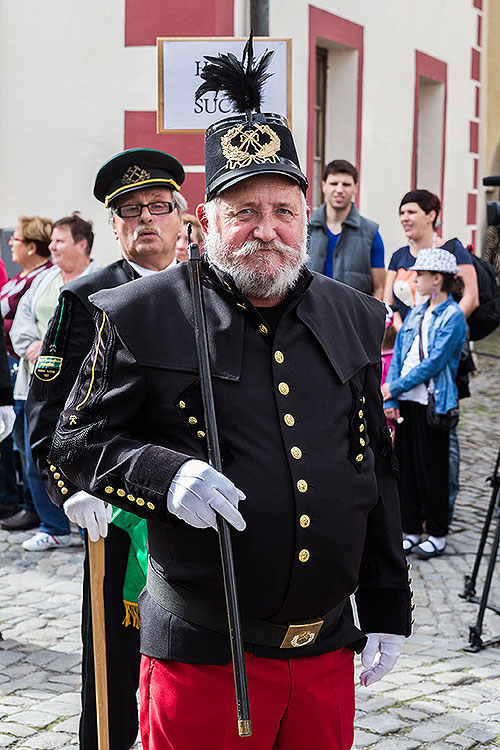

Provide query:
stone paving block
left=445, top=733, right=481, bottom=748
left=355, top=696, right=397, bottom=712
left=405, top=716, right=464, bottom=743
left=0, top=721, right=37, bottom=738
left=387, top=706, right=430, bottom=721
left=4, top=710, right=58, bottom=729
left=362, top=739, right=422, bottom=749
left=432, top=671, right=480, bottom=686
left=0, top=735, right=16, bottom=748
left=46, top=653, right=81, bottom=672
left=22, top=730, right=72, bottom=748
left=355, top=714, right=408, bottom=735
left=463, top=723, right=500, bottom=743
left=353, top=730, right=378, bottom=748
left=50, top=715, right=79, bottom=733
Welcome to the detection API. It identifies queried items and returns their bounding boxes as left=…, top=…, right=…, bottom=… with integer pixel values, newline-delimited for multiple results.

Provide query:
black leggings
left=394, top=401, right=449, bottom=538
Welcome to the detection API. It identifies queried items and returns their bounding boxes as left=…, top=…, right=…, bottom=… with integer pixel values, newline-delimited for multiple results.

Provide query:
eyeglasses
left=9, top=235, right=27, bottom=244
left=113, top=201, right=176, bottom=219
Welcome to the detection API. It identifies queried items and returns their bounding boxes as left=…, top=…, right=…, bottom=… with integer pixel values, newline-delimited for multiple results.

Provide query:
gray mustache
left=133, top=224, right=161, bottom=241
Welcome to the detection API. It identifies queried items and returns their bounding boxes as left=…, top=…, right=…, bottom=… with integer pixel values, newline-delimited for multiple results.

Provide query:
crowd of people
left=0, top=41, right=490, bottom=750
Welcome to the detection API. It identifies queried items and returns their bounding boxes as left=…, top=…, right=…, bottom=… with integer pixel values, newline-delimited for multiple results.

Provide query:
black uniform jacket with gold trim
left=50, top=260, right=412, bottom=664
left=26, top=259, right=139, bottom=491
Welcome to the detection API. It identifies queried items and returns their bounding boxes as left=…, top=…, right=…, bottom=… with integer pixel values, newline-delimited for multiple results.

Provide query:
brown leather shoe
left=0, top=509, right=40, bottom=531
left=0, top=505, right=20, bottom=520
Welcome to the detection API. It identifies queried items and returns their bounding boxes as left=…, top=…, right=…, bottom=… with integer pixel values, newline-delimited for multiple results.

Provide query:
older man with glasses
left=26, top=148, right=187, bottom=750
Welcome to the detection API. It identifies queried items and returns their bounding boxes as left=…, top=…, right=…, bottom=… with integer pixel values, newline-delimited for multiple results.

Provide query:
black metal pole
left=250, top=0, right=269, bottom=36
left=187, top=230, right=251, bottom=737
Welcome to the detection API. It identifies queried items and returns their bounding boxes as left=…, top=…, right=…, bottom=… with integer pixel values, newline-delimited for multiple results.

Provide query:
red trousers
left=139, top=648, right=355, bottom=750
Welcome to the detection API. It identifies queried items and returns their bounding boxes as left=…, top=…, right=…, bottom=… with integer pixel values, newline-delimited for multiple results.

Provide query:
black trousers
left=80, top=524, right=141, bottom=750
left=394, top=401, right=449, bottom=538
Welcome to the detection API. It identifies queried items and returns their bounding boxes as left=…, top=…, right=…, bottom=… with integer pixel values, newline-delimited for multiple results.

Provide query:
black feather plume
left=194, top=32, right=274, bottom=114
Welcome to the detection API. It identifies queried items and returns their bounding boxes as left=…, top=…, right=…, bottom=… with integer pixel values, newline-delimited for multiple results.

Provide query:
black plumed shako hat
left=195, top=33, right=308, bottom=201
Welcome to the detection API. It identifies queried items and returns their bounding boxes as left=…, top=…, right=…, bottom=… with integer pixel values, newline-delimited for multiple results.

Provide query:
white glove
left=0, top=405, right=16, bottom=442
left=167, top=459, right=246, bottom=531
left=359, top=632, right=404, bottom=686
left=64, top=490, right=113, bottom=542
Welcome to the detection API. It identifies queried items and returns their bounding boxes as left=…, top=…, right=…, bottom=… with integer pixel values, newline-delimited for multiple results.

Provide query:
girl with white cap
left=381, top=248, right=467, bottom=559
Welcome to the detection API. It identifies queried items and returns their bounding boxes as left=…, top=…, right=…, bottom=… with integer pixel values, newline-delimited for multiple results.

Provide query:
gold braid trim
left=75, top=312, right=107, bottom=411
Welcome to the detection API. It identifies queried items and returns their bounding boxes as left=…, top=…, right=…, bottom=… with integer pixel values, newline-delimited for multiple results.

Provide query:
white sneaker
left=22, top=531, right=73, bottom=551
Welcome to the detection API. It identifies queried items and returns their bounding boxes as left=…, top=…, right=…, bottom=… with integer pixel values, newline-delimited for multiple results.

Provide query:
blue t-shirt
left=388, top=239, right=472, bottom=320
left=323, top=228, right=385, bottom=278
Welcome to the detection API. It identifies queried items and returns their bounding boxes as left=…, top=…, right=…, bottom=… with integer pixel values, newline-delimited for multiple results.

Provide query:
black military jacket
left=50, top=261, right=412, bottom=663
left=26, top=259, right=139, bottom=489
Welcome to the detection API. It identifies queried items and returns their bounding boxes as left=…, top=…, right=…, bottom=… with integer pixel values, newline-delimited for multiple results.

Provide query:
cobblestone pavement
left=0, top=332, right=498, bottom=749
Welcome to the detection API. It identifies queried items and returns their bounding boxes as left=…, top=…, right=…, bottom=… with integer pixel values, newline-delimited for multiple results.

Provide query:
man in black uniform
left=26, top=147, right=186, bottom=750
left=50, top=45, right=412, bottom=750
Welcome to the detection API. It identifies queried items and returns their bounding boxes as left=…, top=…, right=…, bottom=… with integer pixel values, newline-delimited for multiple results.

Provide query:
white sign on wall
left=157, top=37, right=292, bottom=134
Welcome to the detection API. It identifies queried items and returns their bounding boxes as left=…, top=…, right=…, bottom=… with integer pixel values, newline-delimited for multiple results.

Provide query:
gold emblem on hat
left=221, top=124, right=281, bottom=169
left=122, top=166, right=151, bottom=185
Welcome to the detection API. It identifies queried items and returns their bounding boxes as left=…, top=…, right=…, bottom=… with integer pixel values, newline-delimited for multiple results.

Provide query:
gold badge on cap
left=34, top=356, right=63, bottom=381
left=221, top=123, right=281, bottom=170
left=122, top=166, right=151, bottom=185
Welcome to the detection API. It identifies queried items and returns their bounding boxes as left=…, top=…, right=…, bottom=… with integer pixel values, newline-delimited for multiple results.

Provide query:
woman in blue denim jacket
left=381, top=248, right=466, bottom=560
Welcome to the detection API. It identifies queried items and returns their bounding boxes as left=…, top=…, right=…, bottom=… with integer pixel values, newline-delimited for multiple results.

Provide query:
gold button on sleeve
left=355, top=454, right=364, bottom=462
left=188, top=416, right=198, bottom=425
left=278, top=382, right=289, bottom=395
left=53, top=472, right=61, bottom=480
left=274, top=350, right=284, bottom=364
left=359, top=424, right=365, bottom=433
left=299, top=514, right=310, bottom=528
left=49, top=465, right=56, bottom=472
left=61, top=487, right=68, bottom=495
left=291, top=446, right=302, bottom=460
left=284, top=413, right=295, bottom=427
left=136, top=497, right=145, bottom=506
left=298, top=549, right=310, bottom=562
left=147, top=502, right=155, bottom=510
left=127, top=494, right=135, bottom=502
left=57, top=480, right=64, bottom=488
left=105, top=486, right=114, bottom=494
left=358, top=410, right=364, bottom=418
left=362, top=396, right=366, bottom=405
left=297, top=479, right=308, bottom=493
left=197, top=430, right=206, bottom=439
left=360, top=438, right=366, bottom=447
left=259, top=324, right=268, bottom=335
left=178, top=400, right=186, bottom=409
left=117, top=489, right=126, bottom=497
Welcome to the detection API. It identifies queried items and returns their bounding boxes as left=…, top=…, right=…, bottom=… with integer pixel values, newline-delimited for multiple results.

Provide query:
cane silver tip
left=238, top=719, right=252, bottom=736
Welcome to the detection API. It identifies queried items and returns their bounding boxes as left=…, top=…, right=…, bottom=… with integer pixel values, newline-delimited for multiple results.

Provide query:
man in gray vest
left=307, top=159, right=385, bottom=298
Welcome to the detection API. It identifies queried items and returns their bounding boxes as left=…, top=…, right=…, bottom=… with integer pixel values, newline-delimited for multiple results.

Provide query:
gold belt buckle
left=280, top=620, right=324, bottom=649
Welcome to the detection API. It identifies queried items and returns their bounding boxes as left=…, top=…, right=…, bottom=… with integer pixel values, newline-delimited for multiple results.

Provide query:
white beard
left=204, top=231, right=308, bottom=301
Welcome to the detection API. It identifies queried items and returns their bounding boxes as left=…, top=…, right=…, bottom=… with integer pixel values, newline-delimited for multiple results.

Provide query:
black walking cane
left=187, top=225, right=252, bottom=737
